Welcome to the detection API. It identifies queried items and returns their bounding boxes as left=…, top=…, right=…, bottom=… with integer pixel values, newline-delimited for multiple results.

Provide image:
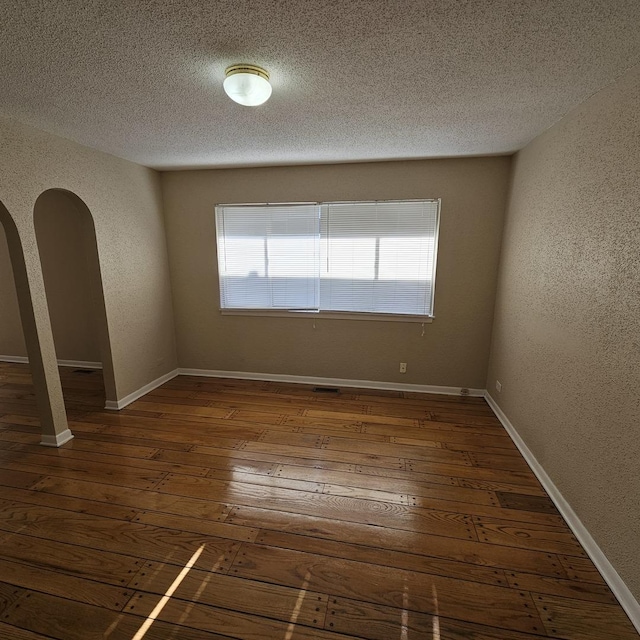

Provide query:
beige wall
left=0, top=224, right=26, bottom=356
left=32, top=190, right=101, bottom=362
left=0, top=193, right=103, bottom=363
left=162, top=157, right=511, bottom=388
left=487, top=65, right=640, bottom=599
left=0, top=117, right=177, bottom=429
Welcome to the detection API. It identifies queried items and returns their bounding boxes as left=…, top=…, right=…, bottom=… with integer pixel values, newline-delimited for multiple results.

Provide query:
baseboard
left=0, top=355, right=102, bottom=369
left=484, top=392, right=640, bottom=633
left=177, top=368, right=484, bottom=397
left=56, top=359, right=102, bottom=369
left=40, top=429, right=74, bottom=447
left=104, top=369, right=179, bottom=410
left=0, top=355, right=29, bottom=364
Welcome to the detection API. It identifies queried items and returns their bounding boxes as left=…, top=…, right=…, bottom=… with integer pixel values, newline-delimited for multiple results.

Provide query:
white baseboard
left=0, top=355, right=29, bottom=364
left=56, top=359, right=102, bottom=369
left=105, top=369, right=179, bottom=410
left=484, top=392, right=640, bottom=634
left=0, top=355, right=102, bottom=369
left=40, top=429, right=74, bottom=447
left=177, top=368, right=484, bottom=397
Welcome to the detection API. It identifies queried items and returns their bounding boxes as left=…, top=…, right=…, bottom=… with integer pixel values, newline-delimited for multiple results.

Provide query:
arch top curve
left=0, top=198, right=20, bottom=234
left=33, top=187, right=97, bottom=225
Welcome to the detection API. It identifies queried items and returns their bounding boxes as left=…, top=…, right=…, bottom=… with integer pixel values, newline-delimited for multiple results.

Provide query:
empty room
left=0, top=1, right=638, bottom=639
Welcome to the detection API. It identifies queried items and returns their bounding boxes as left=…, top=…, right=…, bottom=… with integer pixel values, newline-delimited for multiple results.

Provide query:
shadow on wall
left=0, top=212, right=26, bottom=356
left=33, top=189, right=117, bottom=403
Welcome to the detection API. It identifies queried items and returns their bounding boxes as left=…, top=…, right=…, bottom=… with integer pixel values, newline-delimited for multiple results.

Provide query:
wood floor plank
left=14, top=433, right=160, bottom=459
left=205, top=467, right=324, bottom=493
left=225, top=504, right=569, bottom=578
left=230, top=543, right=546, bottom=634
left=0, top=531, right=143, bottom=586
left=157, top=473, right=477, bottom=540
left=393, top=430, right=515, bottom=448
left=0, top=468, right=43, bottom=489
left=496, top=491, right=559, bottom=514
left=126, top=400, right=233, bottom=419
left=83, top=421, right=247, bottom=449
left=0, top=501, right=241, bottom=570
left=125, top=591, right=361, bottom=640
left=533, top=592, right=639, bottom=639
left=1, top=416, right=105, bottom=437
left=0, top=451, right=166, bottom=489
left=0, top=621, right=56, bottom=640
left=468, top=450, right=534, bottom=472
left=407, top=457, right=541, bottom=486
left=275, top=462, right=460, bottom=489
left=364, top=419, right=507, bottom=437
left=460, top=477, right=546, bottom=496
left=132, top=510, right=258, bottom=543
left=506, top=570, right=618, bottom=604
left=8, top=442, right=210, bottom=477
left=0, top=582, right=27, bottom=615
left=0, top=556, right=132, bottom=609
left=0, top=364, right=633, bottom=640
left=1, top=589, right=229, bottom=640
left=239, top=440, right=406, bottom=468
left=191, top=443, right=369, bottom=473
left=0, top=485, right=140, bottom=522
left=254, top=528, right=508, bottom=587
left=321, top=434, right=474, bottom=466
left=324, top=595, right=551, bottom=640
left=558, top=554, right=609, bottom=584
left=32, top=476, right=233, bottom=522
left=283, top=414, right=363, bottom=432
left=72, top=429, right=195, bottom=452
left=78, top=410, right=268, bottom=439
left=475, top=516, right=588, bottom=557
left=307, top=408, right=417, bottom=427
left=129, top=558, right=329, bottom=629
left=153, top=447, right=276, bottom=475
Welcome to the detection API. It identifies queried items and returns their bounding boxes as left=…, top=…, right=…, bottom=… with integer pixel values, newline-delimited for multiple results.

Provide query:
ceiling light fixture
left=223, top=64, right=272, bottom=106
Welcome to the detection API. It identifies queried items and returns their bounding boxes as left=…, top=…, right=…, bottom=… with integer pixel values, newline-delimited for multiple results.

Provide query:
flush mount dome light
left=223, top=64, right=272, bottom=106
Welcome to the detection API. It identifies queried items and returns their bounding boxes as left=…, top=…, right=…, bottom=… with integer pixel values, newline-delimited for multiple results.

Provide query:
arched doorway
left=33, top=189, right=117, bottom=408
left=0, top=199, right=70, bottom=445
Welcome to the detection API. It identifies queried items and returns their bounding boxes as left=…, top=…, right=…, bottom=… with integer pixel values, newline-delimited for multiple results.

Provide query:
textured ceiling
left=1, top=0, right=640, bottom=169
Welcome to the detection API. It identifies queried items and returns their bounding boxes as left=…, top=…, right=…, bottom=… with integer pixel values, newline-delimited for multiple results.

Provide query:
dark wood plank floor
left=0, top=362, right=637, bottom=639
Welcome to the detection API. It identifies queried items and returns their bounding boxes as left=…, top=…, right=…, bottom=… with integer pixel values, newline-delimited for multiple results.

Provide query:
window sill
left=219, top=309, right=434, bottom=324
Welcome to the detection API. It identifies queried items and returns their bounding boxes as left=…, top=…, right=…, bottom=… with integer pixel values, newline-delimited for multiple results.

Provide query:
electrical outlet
left=399, top=362, right=407, bottom=374
left=496, top=380, right=502, bottom=392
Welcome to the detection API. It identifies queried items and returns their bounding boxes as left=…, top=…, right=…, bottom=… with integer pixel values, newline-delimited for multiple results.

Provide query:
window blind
left=216, top=203, right=320, bottom=310
left=215, top=199, right=440, bottom=317
left=320, top=200, right=439, bottom=316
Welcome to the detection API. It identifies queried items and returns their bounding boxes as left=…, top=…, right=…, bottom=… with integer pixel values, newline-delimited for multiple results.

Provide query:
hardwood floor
left=0, top=362, right=637, bottom=639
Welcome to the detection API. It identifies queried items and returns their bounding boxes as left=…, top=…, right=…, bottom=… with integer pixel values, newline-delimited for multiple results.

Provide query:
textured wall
left=0, top=225, right=26, bottom=355
left=0, top=117, right=177, bottom=408
left=487, top=65, right=640, bottom=599
left=162, top=157, right=511, bottom=388
left=33, top=190, right=101, bottom=362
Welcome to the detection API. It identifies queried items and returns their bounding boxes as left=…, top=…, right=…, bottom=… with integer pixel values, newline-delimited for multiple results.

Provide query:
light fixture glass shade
left=223, top=64, right=272, bottom=106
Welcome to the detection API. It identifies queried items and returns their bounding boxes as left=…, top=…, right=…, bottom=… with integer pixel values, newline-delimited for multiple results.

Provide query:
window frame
left=214, top=198, right=441, bottom=323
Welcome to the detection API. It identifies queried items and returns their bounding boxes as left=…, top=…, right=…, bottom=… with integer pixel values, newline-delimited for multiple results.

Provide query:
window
left=215, top=199, right=440, bottom=319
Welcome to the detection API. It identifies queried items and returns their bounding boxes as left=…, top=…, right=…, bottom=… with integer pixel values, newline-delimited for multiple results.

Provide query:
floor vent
left=313, top=387, right=340, bottom=393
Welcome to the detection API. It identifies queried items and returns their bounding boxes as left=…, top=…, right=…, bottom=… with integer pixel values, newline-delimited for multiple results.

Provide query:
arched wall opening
left=33, top=189, right=117, bottom=406
left=0, top=222, right=27, bottom=358
left=0, top=198, right=71, bottom=445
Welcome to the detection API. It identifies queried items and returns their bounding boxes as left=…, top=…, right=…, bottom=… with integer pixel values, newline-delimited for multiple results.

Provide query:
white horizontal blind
left=320, top=200, right=439, bottom=316
left=215, top=199, right=439, bottom=317
left=216, top=204, right=320, bottom=309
